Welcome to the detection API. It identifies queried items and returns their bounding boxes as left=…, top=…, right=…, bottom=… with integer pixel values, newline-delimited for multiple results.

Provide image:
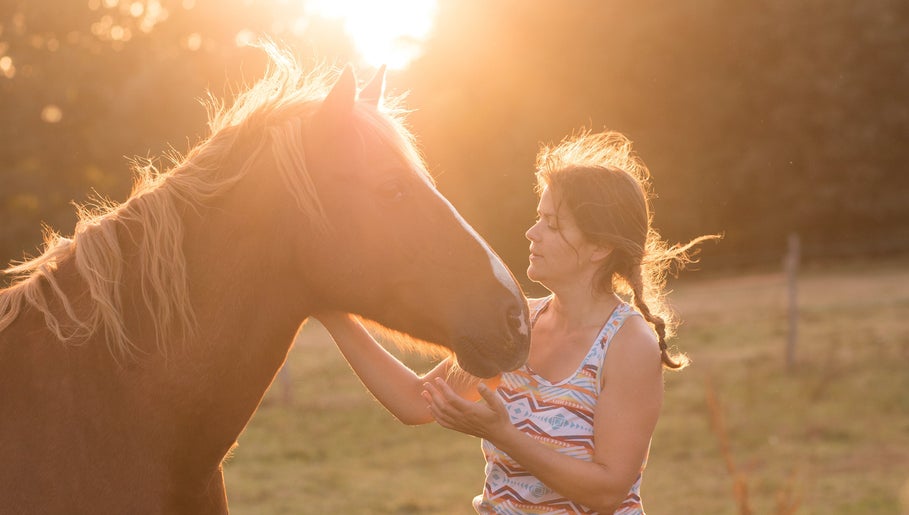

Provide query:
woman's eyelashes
left=536, top=215, right=558, bottom=231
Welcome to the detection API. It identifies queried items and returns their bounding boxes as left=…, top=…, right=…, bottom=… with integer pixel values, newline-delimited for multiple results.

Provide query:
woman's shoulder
left=609, top=311, right=660, bottom=365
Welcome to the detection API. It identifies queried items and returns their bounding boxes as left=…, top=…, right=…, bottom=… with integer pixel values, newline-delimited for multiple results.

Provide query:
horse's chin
left=353, top=307, right=529, bottom=378
left=454, top=343, right=527, bottom=379
left=454, top=354, right=502, bottom=379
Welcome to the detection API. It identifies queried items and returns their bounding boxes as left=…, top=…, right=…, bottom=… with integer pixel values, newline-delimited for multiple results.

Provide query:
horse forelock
left=351, top=102, right=435, bottom=186
left=0, top=44, right=421, bottom=364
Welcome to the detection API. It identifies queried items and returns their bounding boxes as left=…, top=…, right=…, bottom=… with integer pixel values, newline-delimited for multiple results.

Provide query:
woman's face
left=525, top=187, right=604, bottom=287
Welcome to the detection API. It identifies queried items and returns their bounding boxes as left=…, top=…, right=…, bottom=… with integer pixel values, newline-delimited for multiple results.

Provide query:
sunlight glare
left=304, top=0, right=438, bottom=70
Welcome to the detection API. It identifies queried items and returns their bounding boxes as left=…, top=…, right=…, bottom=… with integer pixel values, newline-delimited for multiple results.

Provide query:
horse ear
left=319, top=65, right=357, bottom=119
left=359, top=64, right=386, bottom=106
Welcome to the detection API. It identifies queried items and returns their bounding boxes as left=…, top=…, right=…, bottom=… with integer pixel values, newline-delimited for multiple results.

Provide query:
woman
left=315, top=130, right=715, bottom=514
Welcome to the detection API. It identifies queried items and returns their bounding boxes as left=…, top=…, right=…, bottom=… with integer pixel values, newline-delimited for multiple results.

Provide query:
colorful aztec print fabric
left=473, top=296, right=647, bottom=515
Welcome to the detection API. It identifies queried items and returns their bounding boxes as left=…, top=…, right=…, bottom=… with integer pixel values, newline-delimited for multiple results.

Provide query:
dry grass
left=224, top=258, right=909, bottom=514
left=646, top=258, right=909, bottom=514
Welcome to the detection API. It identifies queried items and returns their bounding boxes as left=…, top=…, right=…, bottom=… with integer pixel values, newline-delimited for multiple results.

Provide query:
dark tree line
left=401, top=0, right=909, bottom=272
left=2, top=0, right=908, bottom=287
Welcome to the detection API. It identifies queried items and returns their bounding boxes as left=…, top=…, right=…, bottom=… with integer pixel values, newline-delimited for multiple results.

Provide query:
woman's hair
left=535, top=130, right=717, bottom=369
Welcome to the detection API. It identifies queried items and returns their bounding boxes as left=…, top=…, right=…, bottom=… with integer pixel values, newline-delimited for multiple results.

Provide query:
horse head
left=294, top=67, right=530, bottom=377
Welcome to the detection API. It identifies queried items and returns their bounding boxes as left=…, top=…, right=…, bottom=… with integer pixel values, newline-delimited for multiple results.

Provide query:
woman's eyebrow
left=537, top=211, right=559, bottom=226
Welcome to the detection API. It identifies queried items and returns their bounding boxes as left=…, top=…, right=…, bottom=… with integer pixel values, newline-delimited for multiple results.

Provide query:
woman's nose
left=526, top=222, right=540, bottom=242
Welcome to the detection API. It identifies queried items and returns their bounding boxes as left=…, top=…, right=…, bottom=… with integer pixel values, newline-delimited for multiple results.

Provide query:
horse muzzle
left=453, top=304, right=531, bottom=378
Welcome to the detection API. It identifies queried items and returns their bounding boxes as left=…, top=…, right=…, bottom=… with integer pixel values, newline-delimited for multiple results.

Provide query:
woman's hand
left=421, top=378, right=512, bottom=440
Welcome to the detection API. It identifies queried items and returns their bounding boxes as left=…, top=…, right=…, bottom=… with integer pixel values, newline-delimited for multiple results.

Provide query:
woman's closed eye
left=536, top=215, right=558, bottom=231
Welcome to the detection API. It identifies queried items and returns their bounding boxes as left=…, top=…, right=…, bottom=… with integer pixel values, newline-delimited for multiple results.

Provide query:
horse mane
left=0, top=43, right=427, bottom=363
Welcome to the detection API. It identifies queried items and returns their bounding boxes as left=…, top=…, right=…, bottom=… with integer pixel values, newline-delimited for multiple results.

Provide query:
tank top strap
left=528, top=295, right=554, bottom=327
left=591, top=302, right=641, bottom=394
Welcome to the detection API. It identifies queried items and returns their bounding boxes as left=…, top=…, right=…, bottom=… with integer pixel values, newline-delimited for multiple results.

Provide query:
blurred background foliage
left=2, top=0, right=908, bottom=287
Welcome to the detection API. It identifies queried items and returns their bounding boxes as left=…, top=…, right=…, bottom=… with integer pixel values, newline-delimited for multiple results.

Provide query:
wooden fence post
left=784, top=233, right=800, bottom=370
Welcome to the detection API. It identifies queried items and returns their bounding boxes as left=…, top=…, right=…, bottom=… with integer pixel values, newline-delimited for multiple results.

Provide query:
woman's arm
left=314, top=312, right=481, bottom=425
left=424, top=315, right=663, bottom=512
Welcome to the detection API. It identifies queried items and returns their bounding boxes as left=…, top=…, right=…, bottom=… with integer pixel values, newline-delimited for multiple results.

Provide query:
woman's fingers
left=477, top=383, right=495, bottom=402
left=477, top=383, right=507, bottom=415
left=420, top=377, right=511, bottom=439
left=424, top=378, right=467, bottom=410
left=422, top=383, right=460, bottom=427
left=422, top=381, right=458, bottom=422
left=428, top=402, right=456, bottom=428
left=433, top=377, right=466, bottom=405
left=422, top=380, right=446, bottom=408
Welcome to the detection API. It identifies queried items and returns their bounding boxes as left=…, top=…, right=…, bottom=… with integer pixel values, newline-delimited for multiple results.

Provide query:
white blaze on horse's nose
left=439, top=196, right=530, bottom=339
left=479, top=243, right=530, bottom=339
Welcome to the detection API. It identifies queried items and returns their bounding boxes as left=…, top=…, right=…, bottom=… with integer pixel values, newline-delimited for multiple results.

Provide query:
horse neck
left=155, top=182, right=313, bottom=465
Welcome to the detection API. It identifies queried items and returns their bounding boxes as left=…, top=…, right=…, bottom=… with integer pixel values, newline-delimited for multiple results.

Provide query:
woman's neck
left=546, top=282, right=619, bottom=332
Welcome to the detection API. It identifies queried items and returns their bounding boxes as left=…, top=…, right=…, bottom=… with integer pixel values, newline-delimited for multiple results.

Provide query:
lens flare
left=304, top=0, right=438, bottom=70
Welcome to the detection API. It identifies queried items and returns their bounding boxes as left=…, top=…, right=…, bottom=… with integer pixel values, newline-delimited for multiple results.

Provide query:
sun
left=304, top=0, right=438, bottom=70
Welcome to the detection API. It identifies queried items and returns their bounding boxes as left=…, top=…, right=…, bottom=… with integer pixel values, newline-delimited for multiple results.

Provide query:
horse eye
left=377, top=180, right=408, bottom=202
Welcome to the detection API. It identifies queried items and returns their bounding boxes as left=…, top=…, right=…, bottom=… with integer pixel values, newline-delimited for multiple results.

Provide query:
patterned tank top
left=473, top=296, right=647, bottom=515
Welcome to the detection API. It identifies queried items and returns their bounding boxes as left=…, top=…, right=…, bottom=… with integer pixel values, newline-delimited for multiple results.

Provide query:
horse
left=0, top=46, right=531, bottom=514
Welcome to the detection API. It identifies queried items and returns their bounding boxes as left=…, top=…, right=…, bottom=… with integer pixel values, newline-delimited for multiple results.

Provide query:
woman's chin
left=526, top=265, right=539, bottom=281
left=526, top=266, right=547, bottom=283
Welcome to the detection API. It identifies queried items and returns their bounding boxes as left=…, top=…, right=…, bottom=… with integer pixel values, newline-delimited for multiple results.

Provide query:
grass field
left=223, top=258, right=909, bottom=514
